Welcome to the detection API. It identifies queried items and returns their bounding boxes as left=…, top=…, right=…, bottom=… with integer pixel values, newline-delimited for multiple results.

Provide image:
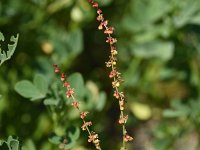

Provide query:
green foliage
left=0, top=136, right=21, bottom=150
left=1, top=0, right=200, bottom=149
left=15, top=74, right=48, bottom=101
left=0, top=32, right=19, bottom=66
left=49, top=126, right=80, bottom=149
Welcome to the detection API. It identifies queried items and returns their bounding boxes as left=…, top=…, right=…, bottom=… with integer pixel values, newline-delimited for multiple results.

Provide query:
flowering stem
left=53, top=65, right=102, bottom=150
left=87, top=0, right=133, bottom=149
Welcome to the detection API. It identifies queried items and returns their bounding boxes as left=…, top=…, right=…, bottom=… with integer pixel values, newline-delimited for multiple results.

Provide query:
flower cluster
left=53, top=64, right=102, bottom=150
left=87, top=0, right=133, bottom=149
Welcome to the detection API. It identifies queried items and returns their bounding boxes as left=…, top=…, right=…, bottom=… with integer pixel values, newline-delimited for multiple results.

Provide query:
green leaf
left=43, top=98, right=59, bottom=106
left=0, top=136, right=21, bottom=150
left=0, top=32, right=5, bottom=41
left=48, top=126, right=80, bottom=149
left=173, top=0, right=200, bottom=27
left=0, top=33, right=19, bottom=66
left=33, top=74, right=48, bottom=95
left=163, top=100, right=190, bottom=118
left=15, top=80, right=45, bottom=101
left=67, top=126, right=80, bottom=141
left=131, top=40, right=174, bottom=61
left=22, top=139, right=36, bottom=150
left=68, top=73, right=85, bottom=98
left=48, top=134, right=62, bottom=145
left=9, top=140, right=19, bottom=150
left=96, top=92, right=106, bottom=111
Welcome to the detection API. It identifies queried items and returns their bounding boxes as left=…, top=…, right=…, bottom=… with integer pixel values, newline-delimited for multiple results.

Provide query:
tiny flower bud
left=55, top=67, right=60, bottom=73
left=63, top=81, right=70, bottom=88
left=97, top=14, right=104, bottom=21
left=104, top=27, right=114, bottom=34
left=97, top=9, right=102, bottom=14
left=124, top=134, right=133, bottom=142
left=98, top=23, right=103, bottom=30
left=61, top=73, right=65, bottom=81
left=92, top=2, right=98, bottom=8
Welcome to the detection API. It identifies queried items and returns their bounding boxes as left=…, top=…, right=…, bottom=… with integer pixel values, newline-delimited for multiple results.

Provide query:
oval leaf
left=15, top=81, right=45, bottom=101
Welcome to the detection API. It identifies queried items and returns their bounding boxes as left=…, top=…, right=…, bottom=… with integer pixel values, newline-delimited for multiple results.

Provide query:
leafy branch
left=0, top=32, right=19, bottom=66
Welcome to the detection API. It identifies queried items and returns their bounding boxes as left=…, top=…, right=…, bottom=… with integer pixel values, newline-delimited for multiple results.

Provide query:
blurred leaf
left=0, top=33, right=19, bottom=66
left=48, top=133, right=62, bottom=145
left=95, top=92, right=106, bottom=111
left=15, top=80, right=46, bottom=101
left=173, top=0, right=200, bottom=27
left=0, top=136, right=21, bottom=150
left=163, top=100, right=190, bottom=118
left=33, top=74, right=48, bottom=96
left=22, top=139, right=36, bottom=150
left=0, top=32, right=5, bottom=41
left=122, top=0, right=172, bottom=32
left=49, top=126, right=80, bottom=149
left=67, top=126, right=80, bottom=141
left=130, top=102, right=152, bottom=120
left=131, top=40, right=174, bottom=61
left=43, top=98, right=59, bottom=106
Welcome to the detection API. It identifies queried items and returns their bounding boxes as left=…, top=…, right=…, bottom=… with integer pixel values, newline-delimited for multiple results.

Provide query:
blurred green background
left=1, top=0, right=200, bottom=149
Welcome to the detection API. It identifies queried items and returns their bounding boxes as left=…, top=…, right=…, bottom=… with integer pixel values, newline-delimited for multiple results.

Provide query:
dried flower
left=92, top=2, right=98, bottom=8
left=88, top=132, right=98, bottom=142
left=97, top=9, right=102, bottom=14
left=97, top=14, right=104, bottom=21
left=104, top=27, right=114, bottom=34
left=80, top=111, right=89, bottom=119
left=71, top=100, right=79, bottom=109
left=123, top=134, right=133, bottom=142
left=54, top=67, right=60, bottom=73
left=81, top=121, right=92, bottom=131
left=112, top=80, right=120, bottom=88
left=66, top=88, right=74, bottom=98
left=61, top=73, right=65, bottom=81
left=119, top=100, right=125, bottom=111
left=119, top=115, right=128, bottom=124
left=106, top=37, right=117, bottom=44
left=63, top=81, right=70, bottom=88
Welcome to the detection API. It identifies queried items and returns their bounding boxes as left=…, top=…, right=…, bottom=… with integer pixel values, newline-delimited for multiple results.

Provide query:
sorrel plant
left=53, top=0, right=133, bottom=149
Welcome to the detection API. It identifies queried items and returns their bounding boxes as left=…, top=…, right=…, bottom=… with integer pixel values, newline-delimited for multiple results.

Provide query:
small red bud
left=54, top=67, right=60, bottom=73
left=92, top=2, right=98, bottom=8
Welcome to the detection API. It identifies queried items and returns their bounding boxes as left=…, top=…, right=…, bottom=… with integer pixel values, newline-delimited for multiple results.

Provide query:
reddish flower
left=97, top=9, right=102, bottom=14
left=66, top=88, right=74, bottom=98
left=54, top=67, right=60, bottom=73
left=81, top=121, right=92, bottom=131
left=102, top=20, right=108, bottom=26
left=123, top=134, right=133, bottom=142
left=119, top=115, right=128, bottom=124
left=106, top=37, right=117, bottom=44
left=92, top=2, right=98, bottom=8
left=119, top=100, right=125, bottom=111
left=80, top=111, right=89, bottom=119
left=109, top=69, right=119, bottom=78
left=63, top=81, right=70, bottom=88
left=61, top=73, right=65, bottom=81
left=97, top=14, right=104, bottom=21
left=53, top=64, right=58, bottom=67
left=112, top=80, right=120, bottom=88
left=88, top=132, right=98, bottom=142
left=104, top=27, right=114, bottom=34
left=113, top=90, right=120, bottom=99
left=71, top=101, right=80, bottom=109
left=98, top=23, right=103, bottom=30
